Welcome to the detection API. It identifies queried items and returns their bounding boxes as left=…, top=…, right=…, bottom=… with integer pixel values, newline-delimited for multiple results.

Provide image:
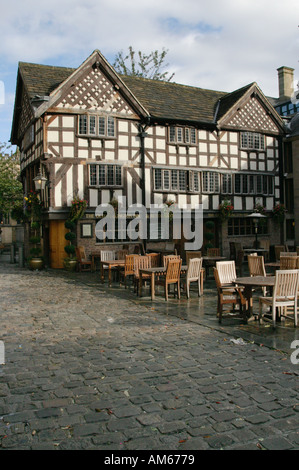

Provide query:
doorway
left=49, top=220, right=67, bottom=268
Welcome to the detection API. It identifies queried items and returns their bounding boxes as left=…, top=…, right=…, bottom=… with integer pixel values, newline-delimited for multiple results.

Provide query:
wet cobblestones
left=0, top=263, right=298, bottom=450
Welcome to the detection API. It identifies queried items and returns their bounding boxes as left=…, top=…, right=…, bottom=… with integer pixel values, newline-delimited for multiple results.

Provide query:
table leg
left=151, top=273, right=155, bottom=300
left=244, top=286, right=253, bottom=318
left=100, top=263, right=104, bottom=283
left=139, top=274, right=143, bottom=297
left=108, top=267, right=112, bottom=287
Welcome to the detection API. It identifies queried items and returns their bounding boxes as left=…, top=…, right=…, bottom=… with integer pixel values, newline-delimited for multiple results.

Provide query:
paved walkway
left=0, top=263, right=298, bottom=450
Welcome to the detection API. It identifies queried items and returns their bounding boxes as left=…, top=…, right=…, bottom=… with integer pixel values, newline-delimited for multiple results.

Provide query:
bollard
left=10, top=244, right=15, bottom=263
left=18, top=245, right=24, bottom=267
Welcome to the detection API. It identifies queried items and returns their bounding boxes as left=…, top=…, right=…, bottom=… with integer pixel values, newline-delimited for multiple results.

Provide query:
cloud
left=1, top=0, right=299, bottom=143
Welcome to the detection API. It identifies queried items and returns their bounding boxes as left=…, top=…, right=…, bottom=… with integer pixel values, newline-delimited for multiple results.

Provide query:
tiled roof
left=18, top=61, right=236, bottom=125
left=19, top=62, right=75, bottom=98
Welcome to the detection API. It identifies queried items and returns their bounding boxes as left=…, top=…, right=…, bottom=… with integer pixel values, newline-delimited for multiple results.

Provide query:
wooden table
left=234, top=276, right=275, bottom=317
left=91, top=252, right=102, bottom=271
left=100, top=260, right=125, bottom=286
left=139, top=265, right=188, bottom=300
left=244, top=248, right=268, bottom=255
left=265, top=261, right=280, bottom=268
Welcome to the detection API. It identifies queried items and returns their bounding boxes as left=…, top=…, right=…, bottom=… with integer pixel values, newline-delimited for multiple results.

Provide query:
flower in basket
left=219, top=199, right=234, bottom=220
left=254, top=203, right=266, bottom=215
left=24, top=190, right=43, bottom=220
left=272, top=203, right=287, bottom=222
left=69, top=196, right=88, bottom=222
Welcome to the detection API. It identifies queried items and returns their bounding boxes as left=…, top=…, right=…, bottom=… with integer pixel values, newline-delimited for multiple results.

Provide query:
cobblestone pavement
left=0, top=263, right=298, bottom=450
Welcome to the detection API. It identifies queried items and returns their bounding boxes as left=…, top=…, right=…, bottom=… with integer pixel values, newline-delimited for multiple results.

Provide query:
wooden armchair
left=76, top=246, right=92, bottom=272
left=259, top=269, right=299, bottom=328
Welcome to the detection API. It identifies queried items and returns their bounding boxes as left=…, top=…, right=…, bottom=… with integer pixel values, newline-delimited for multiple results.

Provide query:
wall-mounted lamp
left=33, top=172, right=47, bottom=192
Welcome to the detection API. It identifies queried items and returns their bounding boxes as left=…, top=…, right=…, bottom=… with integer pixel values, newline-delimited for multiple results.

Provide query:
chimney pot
left=277, top=66, right=294, bottom=102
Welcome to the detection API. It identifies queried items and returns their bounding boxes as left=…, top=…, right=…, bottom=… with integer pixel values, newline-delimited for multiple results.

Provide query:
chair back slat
left=124, top=254, right=138, bottom=275
left=216, top=261, right=236, bottom=285
left=274, top=270, right=299, bottom=299
left=186, top=251, right=202, bottom=265
left=100, top=250, right=116, bottom=261
left=165, top=259, right=182, bottom=282
left=248, top=255, right=266, bottom=277
left=163, top=254, right=181, bottom=267
left=280, top=256, right=299, bottom=270
left=117, top=249, right=129, bottom=260
left=146, top=253, right=160, bottom=267
left=187, top=258, right=202, bottom=281
left=77, top=246, right=86, bottom=261
left=207, top=248, right=220, bottom=257
left=134, top=256, right=150, bottom=277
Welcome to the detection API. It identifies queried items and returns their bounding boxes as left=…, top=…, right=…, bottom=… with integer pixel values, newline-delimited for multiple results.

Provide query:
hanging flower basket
left=69, top=196, right=87, bottom=222
left=272, top=203, right=287, bottom=223
left=254, top=203, right=266, bottom=215
left=219, top=200, right=234, bottom=221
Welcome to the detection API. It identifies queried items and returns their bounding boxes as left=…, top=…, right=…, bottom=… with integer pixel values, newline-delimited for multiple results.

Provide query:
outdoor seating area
left=72, top=242, right=299, bottom=330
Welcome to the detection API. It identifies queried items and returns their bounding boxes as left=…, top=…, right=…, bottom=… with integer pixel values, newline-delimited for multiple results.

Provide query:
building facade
left=11, top=50, right=286, bottom=268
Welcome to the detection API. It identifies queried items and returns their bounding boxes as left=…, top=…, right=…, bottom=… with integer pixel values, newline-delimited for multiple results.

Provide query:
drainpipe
left=278, top=135, right=285, bottom=244
left=138, top=121, right=150, bottom=252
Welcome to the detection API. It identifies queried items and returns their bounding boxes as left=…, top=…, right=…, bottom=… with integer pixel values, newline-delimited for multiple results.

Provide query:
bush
left=65, top=220, right=76, bottom=230
left=64, top=244, right=76, bottom=255
left=65, top=231, right=76, bottom=241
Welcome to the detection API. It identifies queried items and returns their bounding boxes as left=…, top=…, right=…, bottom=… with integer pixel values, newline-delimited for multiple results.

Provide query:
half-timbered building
left=11, top=50, right=286, bottom=268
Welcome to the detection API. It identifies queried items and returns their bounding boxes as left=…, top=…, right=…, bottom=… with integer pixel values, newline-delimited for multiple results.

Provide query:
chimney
left=277, top=66, right=294, bottom=102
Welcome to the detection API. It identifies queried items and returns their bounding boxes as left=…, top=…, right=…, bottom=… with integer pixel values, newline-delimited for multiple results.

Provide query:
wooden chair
left=186, top=250, right=205, bottom=281
left=235, top=250, right=244, bottom=276
left=100, top=250, right=116, bottom=280
left=280, top=252, right=297, bottom=257
left=259, top=239, right=270, bottom=261
left=117, top=249, right=129, bottom=260
left=248, top=254, right=266, bottom=277
left=186, top=251, right=202, bottom=264
left=183, top=258, right=203, bottom=298
left=275, top=245, right=285, bottom=261
left=216, top=260, right=237, bottom=286
left=248, top=254, right=268, bottom=295
left=163, top=254, right=181, bottom=267
left=207, top=247, right=220, bottom=257
left=146, top=253, right=160, bottom=267
left=76, top=246, right=92, bottom=272
left=120, top=254, right=138, bottom=288
left=164, top=258, right=182, bottom=301
left=134, top=255, right=151, bottom=294
left=280, top=256, right=298, bottom=270
left=259, top=269, right=299, bottom=328
left=214, top=267, right=246, bottom=323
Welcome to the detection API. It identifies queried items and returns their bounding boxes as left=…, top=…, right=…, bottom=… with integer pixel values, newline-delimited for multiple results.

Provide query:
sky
left=0, top=0, right=299, bottom=146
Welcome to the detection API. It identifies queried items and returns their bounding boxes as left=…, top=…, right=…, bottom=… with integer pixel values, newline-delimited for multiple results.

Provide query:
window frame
left=240, top=132, right=265, bottom=151
left=78, top=114, right=116, bottom=138
left=89, top=163, right=123, bottom=187
left=168, top=126, right=197, bottom=145
left=153, top=168, right=201, bottom=193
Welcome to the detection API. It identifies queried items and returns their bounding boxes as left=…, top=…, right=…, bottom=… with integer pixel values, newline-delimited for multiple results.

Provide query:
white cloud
left=1, top=0, right=299, bottom=142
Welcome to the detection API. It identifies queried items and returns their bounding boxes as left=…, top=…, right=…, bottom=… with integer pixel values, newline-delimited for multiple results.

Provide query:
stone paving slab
left=0, top=263, right=298, bottom=450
